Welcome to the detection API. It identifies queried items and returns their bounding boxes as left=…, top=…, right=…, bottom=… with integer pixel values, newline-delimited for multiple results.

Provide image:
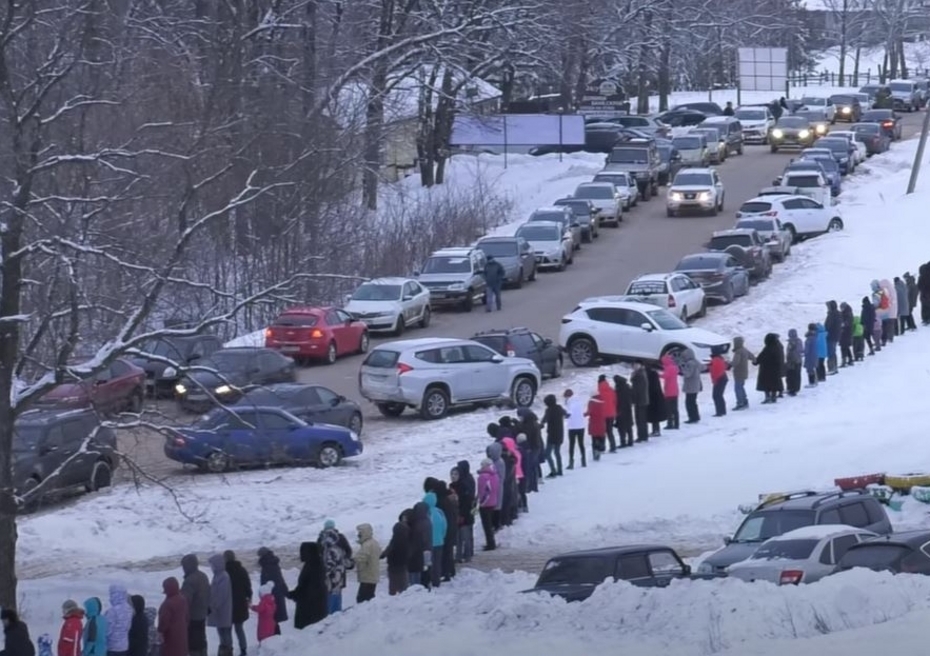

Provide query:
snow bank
left=813, top=43, right=930, bottom=78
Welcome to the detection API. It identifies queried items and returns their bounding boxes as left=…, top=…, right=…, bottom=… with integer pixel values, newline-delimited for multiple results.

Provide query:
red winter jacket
left=597, top=380, right=616, bottom=417
left=709, top=356, right=728, bottom=384
left=58, top=612, right=84, bottom=656
left=660, top=355, right=680, bottom=397
left=158, top=578, right=189, bottom=656
left=251, top=594, right=277, bottom=643
left=586, top=396, right=607, bottom=437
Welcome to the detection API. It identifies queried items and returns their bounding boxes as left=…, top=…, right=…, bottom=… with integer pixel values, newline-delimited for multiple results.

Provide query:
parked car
left=688, top=127, right=727, bottom=163
left=666, top=167, right=725, bottom=217
left=166, top=406, right=362, bottom=471
left=727, top=525, right=878, bottom=585
left=788, top=155, right=842, bottom=198
left=705, top=229, right=772, bottom=281
left=733, top=105, right=775, bottom=144
left=656, top=143, right=682, bottom=185
left=553, top=198, right=599, bottom=241
left=528, top=206, right=582, bottom=251
left=697, top=489, right=892, bottom=574
left=527, top=545, right=722, bottom=602
left=129, top=335, right=223, bottom=397
left=673, top=252, right=750, bottom=304
left=515, top=221, right=572, bottom=271
left=887, top=79, right=919, bottom=111
left=13, top=408, right=118, bottom=505
left=671, top=134, right=710, bottom=167
left=812, top=138, right=855, bottom=174
left=471, top=327, right=563, bottom=378
left=828, top=130, right=868, bottom=164
left=768, top=115, right=818, bottom=152
left=834, top=530, right=930, bottom=575
left=474, top=236, right=538, bottom=287
left=592, top=170, right=639, bottom=210
left=603, top=141, right=661, bottom=199
left=859, top=109, right=902, bottom=141
left=265, top=306, right=368, bottom=364
left=656, top=108, right=708, bottom=128
left=36, top=359, right=146, bottom=415
left=415, top=247, right=488, bottom=312
left=734, top=216, right=793, bottom=262
left=623, top=272, right=707, bottom=321
left=827, top=94, right=863, bottom=122
left=343, top=277, right=431, bottom=336
left=672, top=101, right=723, bottom=115
left=858, top=84, right=883, bottom=107
left=740, top=194, right=843, bottom=242
left=358, top=337, right=540, bottom=420
left=608, top=114, right=670, bottom=138
left=174, top=347, right=297, bottom=412
left=700, top=116, right=744, bottom=155
left=558, top=297, right=729, bottom=367
left=798, top=96, right=836, bottom=122
left=850, top=122, right=892, bottom=155
left=232, top=383, right=364, bottom=434
left=572, top=182, right=623, bottom=227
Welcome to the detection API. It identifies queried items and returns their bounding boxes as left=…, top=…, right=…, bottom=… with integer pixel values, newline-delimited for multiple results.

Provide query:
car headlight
left=698, top=191, right=711, bottom=201
left=842, top=106, right=851, bottom=113
left=175, top=384, right=187, bottom=395
left=669, top=192, right=683, bottom=201
left=691, top=342, right=715, bottom=349
left=815, top=124, right=827, bottom=134
left=349, top=430, right=360, bottom=442
left=771, top=129, right=783, bottom=138
left=798, top=129, right=810, bottom=138
left=215, top=384, right=234, bottom=395
left=840, top=157, right=848, bottom=163
left=547, top=247, right=562, bottom=256
left=161, top=366, right=177, bottom=379
left=447, top=282, right=466, bottom=291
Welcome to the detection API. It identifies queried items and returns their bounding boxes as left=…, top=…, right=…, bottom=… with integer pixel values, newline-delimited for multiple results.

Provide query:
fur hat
left=61, top=599, right=80, bottom=615
left=516, top=433, right=527, bottom=443
left=259, top=581, right=275, bottom=597
left=480, top=458, right=493, bottom=468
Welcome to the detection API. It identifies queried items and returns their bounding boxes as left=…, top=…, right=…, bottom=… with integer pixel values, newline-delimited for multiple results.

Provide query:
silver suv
left=414, top=247, right=488, bottom=312
left=358, top=337, right=541, bottom=420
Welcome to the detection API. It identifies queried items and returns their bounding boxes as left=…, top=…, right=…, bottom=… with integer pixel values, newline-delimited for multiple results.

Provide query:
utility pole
left=906, top=104, right=930, bottom=194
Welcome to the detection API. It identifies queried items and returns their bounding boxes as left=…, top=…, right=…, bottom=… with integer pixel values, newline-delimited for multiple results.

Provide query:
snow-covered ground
left=813, top=43, right=930, bottom=78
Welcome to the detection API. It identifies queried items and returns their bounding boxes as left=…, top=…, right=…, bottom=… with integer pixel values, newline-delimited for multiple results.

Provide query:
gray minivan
left=700, top=116, right=744, bottom=156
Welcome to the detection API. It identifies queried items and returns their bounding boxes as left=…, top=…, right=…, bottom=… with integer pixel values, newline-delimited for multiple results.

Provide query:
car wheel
left=828, top=218, right=843, bottom=231
left=718, top=196, right=724, bottom=211
left=86, top=460, right=112, bottom=492
left=377, top=402, right=405, bottom=417
left=420, top=387, right=449, bottom=420
left=737, top=143, right=744, bottom=155
left=528, top=265, right=538, bottom=281
left=461, top=292, right=473, bottom=312
left=317, top=443, right=343, bottom=468
left=324, top=341, right=338, bottom=365
left=710, top=205, right=718, bottom=216
left=642, top=184, right=651, bottom=200
left=661, top=344, right=686, bottom=365
left=556, top=255, right=566, bottom=272
left=348, top=412, right=363, bottom=435
left=357, top=331, right=370, bottom=354
left=128, top=389, right=143, bottom=414
left=769, top=144, right=778, bottom=153
left=567, top=250, right=574, bottom=265
left=419, top=306, right=431, bottom=328
left=698, top=298, right=707, bottom=318
left=205, top=451, right=230, bottom=473
left=784, top=223, right=798, bottom=244
left=724, top=283, right=735, bottom=304
left=581, top=229, right=592, bottom=244
left=393, top=315, right=405, bottom=335
left=551, top=356, right=563, bottom=379
left=514, top=270, right=524, bottom=289
left=680, top=306, right=688, bottom=322
left=568, top=336, right=597, bottom=367
left=666, top=208, right=675, bottom=218
left=511, top=376, right=537, bottom=408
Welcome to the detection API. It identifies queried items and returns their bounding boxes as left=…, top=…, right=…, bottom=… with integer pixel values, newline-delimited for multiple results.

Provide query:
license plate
left=365, top=374, right=388, bottom=382
left=280, top=346, right=300, bottom=353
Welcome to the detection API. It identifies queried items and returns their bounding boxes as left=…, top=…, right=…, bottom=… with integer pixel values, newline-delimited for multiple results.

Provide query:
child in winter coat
left=251, top=582, right=277, bottom=645
left=803, top=324, right=818, bottom=387
left=58, top=601, right=84, bottom=656
left=708, top=348, right=728, bottom=417
left=584, top=393, right=607, bottom=461
left=476, top=459, right=500, bottom=551
left=660, top=355, right=680, bottom=430
left=82, top=597, right=108, bottom=656
left=785, top=328, right=803, bottom=396
left=515, top=434, right=532, bottom=511
left=852, top=315, right=865, bottom=361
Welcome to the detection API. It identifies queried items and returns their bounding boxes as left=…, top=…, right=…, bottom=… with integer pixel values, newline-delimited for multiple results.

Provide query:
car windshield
left=574, top=185, right=612, bottom=199
left=676, top=255, right=723, bottom=271
left=239, top=387, right=298, bottom=406
left=736, top=219, right=775, bottom=231
left=800, top=97, right=825, bottom=106
left=889, top=82, right=913, bottom=93
left=776, top=117, right=808, bottom=129
left=607, top=148, right=648, bottom=164
left=516, top=225, right=560, bottom=241
left=594, top=174, right=629, bottom=185
left=787, top=175, right=821, bottom=188
left=12, top=424, right=44, bottom=454
left=732, top=509, right=816, bottom=542
left=627, top=280, right=667, bottom=294
left=816, top=140, right=847, bottom=153
left=536, top=557, right=614, bottom=586
left=422, top=256, right=471, bottom=274
left=674, top=173, right=712, bottom=186
left=477, top=241, right=519, bottom=257
left=709, top=235, right=752, bottom=249
left=852, top=123, right=879, bottom=133
left=735, top=109, right=766, bottom=120
left=672, top=136, right=703, bottom=149
left=738, top=202, right=773, bottom=215
left=676, top=103, right=720, bottom=114
left=751, top=539, right=819, bottom=560
left=137, top=338, right=185, bottom=357
left=351, top=284, right=402, bottom=301
left=646, top=309, right=687, bottom=330
left=530, top=211, right=567, bottom=223
left=839, top=544, right=910, bottom=569
left=273, top=314, right=318, bottom=327
left=201, top=351, right=251, bottom=372
left=830, top=96, right=854, bottom=105
left=860, top=86, right=880, bottom=94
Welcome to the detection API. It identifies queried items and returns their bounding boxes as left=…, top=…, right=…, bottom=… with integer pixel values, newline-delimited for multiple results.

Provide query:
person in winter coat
left=597, top=375, right=618, bottom=452
left=860, top=296, right=877, bottom=356
left=612, top=376, right=634, bottom=447
left=499, top=436, right=523, bottom=512
left=660, top=355, right=680, bottom=429
left=256, top=548, right=287, bottom=633
left=287, top=542, right=328, bottom=629
left=354, top=523, right=381, bottom=603
left=180, top=554, right=210, bottom=656
left=450, top=461, right=476, bottom=563
left=540, top=394, right=566, bottom=477
left=206, top=555, right=233, bottom=656
left=104, top=584, right=133, bottom=656
left=381, top=510, right=412, bottom=595
left=485, top=442, right=506, bottom=529
left=127, top=596, right=148, bottom=656
left=431, top=479, right=459, bottom=580
left=645, top=366, right=666, bottom=436
left=756, top=333, right=783, bottom=403
left=709, top=348, right=728, bottom=416
left=422, top=492, right=448, bottom=588
left=407, top=503, right=432, bottom=587
left=157, top=580, right=188, bottom=656
left=514, top=408, right=541, bottom=492
left=476, top=459, right=500, bottom=551
left=2, top=609, right=35, bottom=656
left=774, top=335, right=786, bottom=397
left=484, top=256, right=505, bottom=311
left=894, top=276, right=910, bottom=335
left=852, top=315, right=865, bottom=361
left=723, top=101, right=735, bottom=116
left=803, top=323, right=819, bottom=387
left=223, top=551, right=251, bottom=656
left=918, top=264, right=930, bottom=325
left=514, top=434, right=531, bottom=512
left=318, top=521, right=354, bottom=612
left=562, top=389, right=587, bottom=467
left=58, top=601, right=83, bottom=656
left=678, top=348, right=702, bottom=423
left=82, top=598, right=107, bottom=656
left=730, top=336, right=754, bottom=410
left=785, top=328, right=803, bottom=395
left=815, top=323, right=828, bottom=381
left=630, top=362, right=650, bottom=442
left=584, top=391, right=607, bottom=460
left=904, top=271, right=918, bottom=330
left=878, top=279, right=897, bottom=344
left=839, top=302, right=855, bottom=367
left=249, top=583, right=276, bottom=646
left=824, top=300, right=841, bottom=374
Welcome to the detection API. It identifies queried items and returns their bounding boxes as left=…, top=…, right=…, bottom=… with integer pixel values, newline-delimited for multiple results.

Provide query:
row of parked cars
left=529, top=489, right=930, bottom=601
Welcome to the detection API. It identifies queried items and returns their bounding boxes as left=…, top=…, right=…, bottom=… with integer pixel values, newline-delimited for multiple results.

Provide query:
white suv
left=558, top=298, right=729, bottom=367
left=736, top=195, right=843, bottom=242
left=623, top=273, right=707, bottom=321
left=666, top=168, right=725, bottom=217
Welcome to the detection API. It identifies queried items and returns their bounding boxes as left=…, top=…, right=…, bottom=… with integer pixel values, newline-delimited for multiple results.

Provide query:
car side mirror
left=724, top=536, right=733, bottom=545
left=682, top=564, right=692, bottom=575
left=543, top=338, right=553, bottom=346
left=402, top=294, right=414, bottom=301
left=640, top=322, right=653, bottom=332
left=344, top=293, right=352, bottom=303
left=330, top=396, right=342, bottom=406
left=772, top=178, right=781, bottom=185
left=490, top=355, right=504, bottom=363
left=413, top=270, right=420, bottom=277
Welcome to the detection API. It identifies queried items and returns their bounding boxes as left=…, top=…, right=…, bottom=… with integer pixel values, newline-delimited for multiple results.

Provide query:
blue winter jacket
left=104, top=583, right=133, bottom=652
left=423, top=492, right=447, bottom=548
left=803, top=330, right=818, bottom=370
left=82, top=597, right=108, bottom=656
left=815, top=324, right=828, bottom=358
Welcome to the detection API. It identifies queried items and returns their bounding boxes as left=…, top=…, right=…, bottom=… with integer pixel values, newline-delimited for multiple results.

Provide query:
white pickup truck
left=761, top=170, right=835, bottom=207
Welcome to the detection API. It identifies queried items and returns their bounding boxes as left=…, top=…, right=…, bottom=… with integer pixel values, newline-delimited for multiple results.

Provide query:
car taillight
left=264, top=328, right=272, bottom=340
left=397, top=363, right=414, bottom=375
left=173, top=437, right=186, bottom=447
left=310, top=329, right=324, bottom=339
left=505, top=342, right=516, bottom=357
left=762, top=211, right=778, bottom=217
left=667, top=294, right=676, bottom=308
left=779, top=570, right=803, bottom=585
left=882, top=121, right=893, bottom=127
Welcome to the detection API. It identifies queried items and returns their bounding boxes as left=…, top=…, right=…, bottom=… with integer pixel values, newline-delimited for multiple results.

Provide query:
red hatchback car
left=265, top=307, right=369, bottom=365
left=36, top=358, right=146, bottom=414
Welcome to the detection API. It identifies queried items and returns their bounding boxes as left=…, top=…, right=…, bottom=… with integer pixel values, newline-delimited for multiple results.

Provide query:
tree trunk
left=302, top=0, right=318, bottom=118
left=362, top=0, right=397, bottom=210
left=838, top=0, right=847, bottom=84
left=499, top=61, right=515, bottom=111
left=433, top=70, right=456, bottom=185
left=417, top=68, right=439, bottom=187
left=658, top=36, right=671, bottom=112
left=635, top=11, right=653, bottom=114
left=898, top=38, right=907, bottom=79
left=853, top=45, right=861, bottom=82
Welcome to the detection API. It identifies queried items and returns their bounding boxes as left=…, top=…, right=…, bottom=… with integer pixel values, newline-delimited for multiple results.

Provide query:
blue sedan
left=165, top=406, right=362, bottom=472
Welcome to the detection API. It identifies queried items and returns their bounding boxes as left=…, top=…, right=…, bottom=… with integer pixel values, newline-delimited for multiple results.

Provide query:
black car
left=850, top=122, right=891, bottom=155
left=812, top=137, right=854, bottom=175
left=130, top=334, right=223, bottom=397
left=828, top=94, right=862, bottom=122
left=470, top=327, right=563, bottom=378
left=527, top=545, right=722, bottom=602
left=834, top=530, right=930, bottom=575
left=553, top=198, right=599, bottom=242
left=859, top=109, right=902, bottom=141
left=672, top=101, right=723, bottom=116
left=768, top=116, right=818, bottom=152
left=175, top=347, right=297, bottom=412
left=14, top=408, right=118, bottom=508
left=233, top=383, right=363, bottom=434
left=656, top=108, right=708, bottom=128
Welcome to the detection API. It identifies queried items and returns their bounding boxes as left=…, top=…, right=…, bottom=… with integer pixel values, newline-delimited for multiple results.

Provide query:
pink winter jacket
left=477, top=466, right=500, bottom=508
left=661, top=355, right=680, bottom=398
left=500, top=436, right=523, bottom=479
left=251, top=594, right=277, bottom=643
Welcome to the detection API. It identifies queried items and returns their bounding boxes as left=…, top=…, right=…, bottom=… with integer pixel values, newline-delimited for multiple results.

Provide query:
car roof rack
left=811, top=489, right=867, bottom=508
left=754, top=489, right=821, bottom=510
